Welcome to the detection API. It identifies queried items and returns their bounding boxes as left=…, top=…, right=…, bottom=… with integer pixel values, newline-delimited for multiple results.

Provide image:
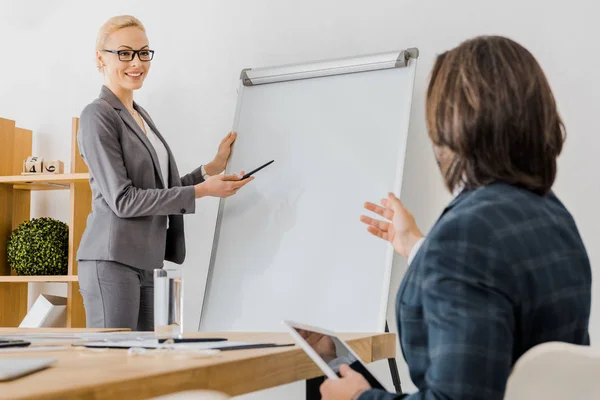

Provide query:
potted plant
left=7, top=217, right=69, bottom=276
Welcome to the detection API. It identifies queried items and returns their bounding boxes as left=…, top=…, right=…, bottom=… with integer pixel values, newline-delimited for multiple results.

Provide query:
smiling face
left=97, top=26, right=150, bottom=92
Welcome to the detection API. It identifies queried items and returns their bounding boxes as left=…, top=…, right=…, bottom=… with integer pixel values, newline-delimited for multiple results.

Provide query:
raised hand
left=360, top=192, right=423, bottom=258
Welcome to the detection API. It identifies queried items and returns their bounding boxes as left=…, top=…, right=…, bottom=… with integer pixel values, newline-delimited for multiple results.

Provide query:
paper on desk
left=0, top=332, right=155, bottom=344
left=80, top=340, right=254, bottom=349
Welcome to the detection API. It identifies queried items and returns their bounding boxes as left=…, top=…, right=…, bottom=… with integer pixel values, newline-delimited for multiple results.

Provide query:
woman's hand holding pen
left=194, top=172, right=253, bottom=198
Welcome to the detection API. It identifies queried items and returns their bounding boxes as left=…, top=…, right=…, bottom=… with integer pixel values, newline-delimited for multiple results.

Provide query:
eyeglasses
left=102, top=49, right=155, bottom=62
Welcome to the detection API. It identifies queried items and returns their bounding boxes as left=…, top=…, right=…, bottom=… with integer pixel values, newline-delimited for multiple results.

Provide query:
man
left=321, top=36, right=592, bottom=400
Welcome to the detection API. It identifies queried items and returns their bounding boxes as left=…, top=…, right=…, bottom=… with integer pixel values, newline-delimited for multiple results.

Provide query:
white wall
left=1, top=0, right=598, bottom=397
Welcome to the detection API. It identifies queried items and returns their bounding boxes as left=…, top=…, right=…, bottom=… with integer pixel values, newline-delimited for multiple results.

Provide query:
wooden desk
left=0, top=331, right=395, bottom=400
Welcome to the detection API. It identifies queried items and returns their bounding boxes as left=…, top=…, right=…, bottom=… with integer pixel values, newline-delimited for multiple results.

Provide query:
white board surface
left=199, top=50, right=417, bottom=333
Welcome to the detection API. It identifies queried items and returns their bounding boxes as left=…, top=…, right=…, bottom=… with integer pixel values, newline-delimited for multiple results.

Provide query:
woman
left=76, top=15, right=253, bottom=330
left=322, top=36, right=592, bottom=399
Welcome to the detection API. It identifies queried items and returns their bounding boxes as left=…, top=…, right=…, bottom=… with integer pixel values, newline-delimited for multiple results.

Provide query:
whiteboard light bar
left=241, top=48, right=419, bottom=86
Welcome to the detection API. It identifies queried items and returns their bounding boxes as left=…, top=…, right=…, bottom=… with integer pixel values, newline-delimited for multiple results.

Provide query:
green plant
left=7, top=217, right=69, bottom=276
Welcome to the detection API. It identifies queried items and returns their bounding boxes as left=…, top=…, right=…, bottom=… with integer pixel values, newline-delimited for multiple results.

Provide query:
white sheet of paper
left=0, top=332, right=156, bottom=344
left=81, top=340, right=255, bottom=349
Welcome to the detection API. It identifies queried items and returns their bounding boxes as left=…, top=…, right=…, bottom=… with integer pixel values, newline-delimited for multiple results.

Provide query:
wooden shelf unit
left=0, top=117, right=90, bottom=327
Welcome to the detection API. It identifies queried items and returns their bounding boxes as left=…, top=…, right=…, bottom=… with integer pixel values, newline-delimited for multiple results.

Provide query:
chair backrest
left=148, top=390, right=230, bottom=400
left=504, top=341, right=600, bottom=399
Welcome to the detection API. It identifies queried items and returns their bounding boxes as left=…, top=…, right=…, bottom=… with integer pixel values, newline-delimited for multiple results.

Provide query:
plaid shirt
left=361, top=182, right=592, bottom=400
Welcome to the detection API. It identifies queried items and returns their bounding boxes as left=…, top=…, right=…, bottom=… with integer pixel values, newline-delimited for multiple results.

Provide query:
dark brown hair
left=426, top=35, right=565, bottom=195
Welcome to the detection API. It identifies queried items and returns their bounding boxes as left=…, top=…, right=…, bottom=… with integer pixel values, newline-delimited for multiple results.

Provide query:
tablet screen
left=292, top=326, right=385, bottom=390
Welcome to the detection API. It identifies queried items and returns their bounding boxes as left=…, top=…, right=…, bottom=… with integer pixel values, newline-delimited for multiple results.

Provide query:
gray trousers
left=78, top=260, right=154, bottom=331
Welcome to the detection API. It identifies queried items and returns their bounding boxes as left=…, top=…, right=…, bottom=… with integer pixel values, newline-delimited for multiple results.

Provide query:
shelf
left=0, top=173, right=89, bottom=190
left=0, top=275, right=78, bottom=283
left=0, top=117, right=90, bottom=327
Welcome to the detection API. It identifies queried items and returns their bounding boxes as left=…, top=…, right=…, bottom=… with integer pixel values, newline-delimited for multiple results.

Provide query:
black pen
left=241, top=160, right=274, bottom=180
left=157, top=338, right=227, bottom=344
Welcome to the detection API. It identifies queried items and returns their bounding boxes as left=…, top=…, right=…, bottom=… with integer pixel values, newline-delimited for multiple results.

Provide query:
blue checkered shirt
left=360, top=182, right=591, bottom=400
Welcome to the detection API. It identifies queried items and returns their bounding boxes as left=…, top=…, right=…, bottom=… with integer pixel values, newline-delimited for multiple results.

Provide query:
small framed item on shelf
left=21, top=157, right=64, bottom=175
left=23, top=156, right=43, bottom=174
left=42, top=160, right=64, bottom=174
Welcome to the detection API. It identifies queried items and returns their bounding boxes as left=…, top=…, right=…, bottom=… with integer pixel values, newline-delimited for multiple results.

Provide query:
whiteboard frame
left=240, top=48, right=418, bottom=86
left=199, top=49, right=419, bottom=332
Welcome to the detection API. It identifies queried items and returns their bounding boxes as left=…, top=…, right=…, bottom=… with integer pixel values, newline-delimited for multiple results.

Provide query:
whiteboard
left=199, top=49, right=418, bottom=333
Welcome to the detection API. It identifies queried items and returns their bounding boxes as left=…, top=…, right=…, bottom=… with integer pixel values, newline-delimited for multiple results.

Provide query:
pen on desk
left=157, top=338, right=227, bottom=344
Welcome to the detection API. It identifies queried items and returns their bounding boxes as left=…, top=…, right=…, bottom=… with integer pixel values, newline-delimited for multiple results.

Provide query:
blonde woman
left=77, top=15, right=252, bottom=330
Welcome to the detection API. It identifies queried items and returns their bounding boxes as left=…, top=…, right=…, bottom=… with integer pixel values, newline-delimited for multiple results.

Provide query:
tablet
left=0, top=358, right=56, bottom=381
left=283, top=320, right=388, bottom=390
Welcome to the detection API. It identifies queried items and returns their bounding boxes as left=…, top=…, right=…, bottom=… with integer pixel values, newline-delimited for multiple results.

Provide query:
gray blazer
left=76, top=86, right=205, bottom=270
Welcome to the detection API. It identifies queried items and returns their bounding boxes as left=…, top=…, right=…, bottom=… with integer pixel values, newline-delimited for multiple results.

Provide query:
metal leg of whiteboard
left=306, top=376, right=325, bottom=400
left=386, top=320, right=403, bottom=394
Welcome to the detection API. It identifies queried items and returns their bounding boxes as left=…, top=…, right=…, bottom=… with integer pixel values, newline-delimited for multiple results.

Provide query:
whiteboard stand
left=386, top=320, right=403, bottom=393
left=199, top=47, right=419, bottom=398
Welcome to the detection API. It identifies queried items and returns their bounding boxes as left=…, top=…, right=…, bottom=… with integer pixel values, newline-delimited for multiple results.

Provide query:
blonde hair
left=96, top=15, right=146, bottom=71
